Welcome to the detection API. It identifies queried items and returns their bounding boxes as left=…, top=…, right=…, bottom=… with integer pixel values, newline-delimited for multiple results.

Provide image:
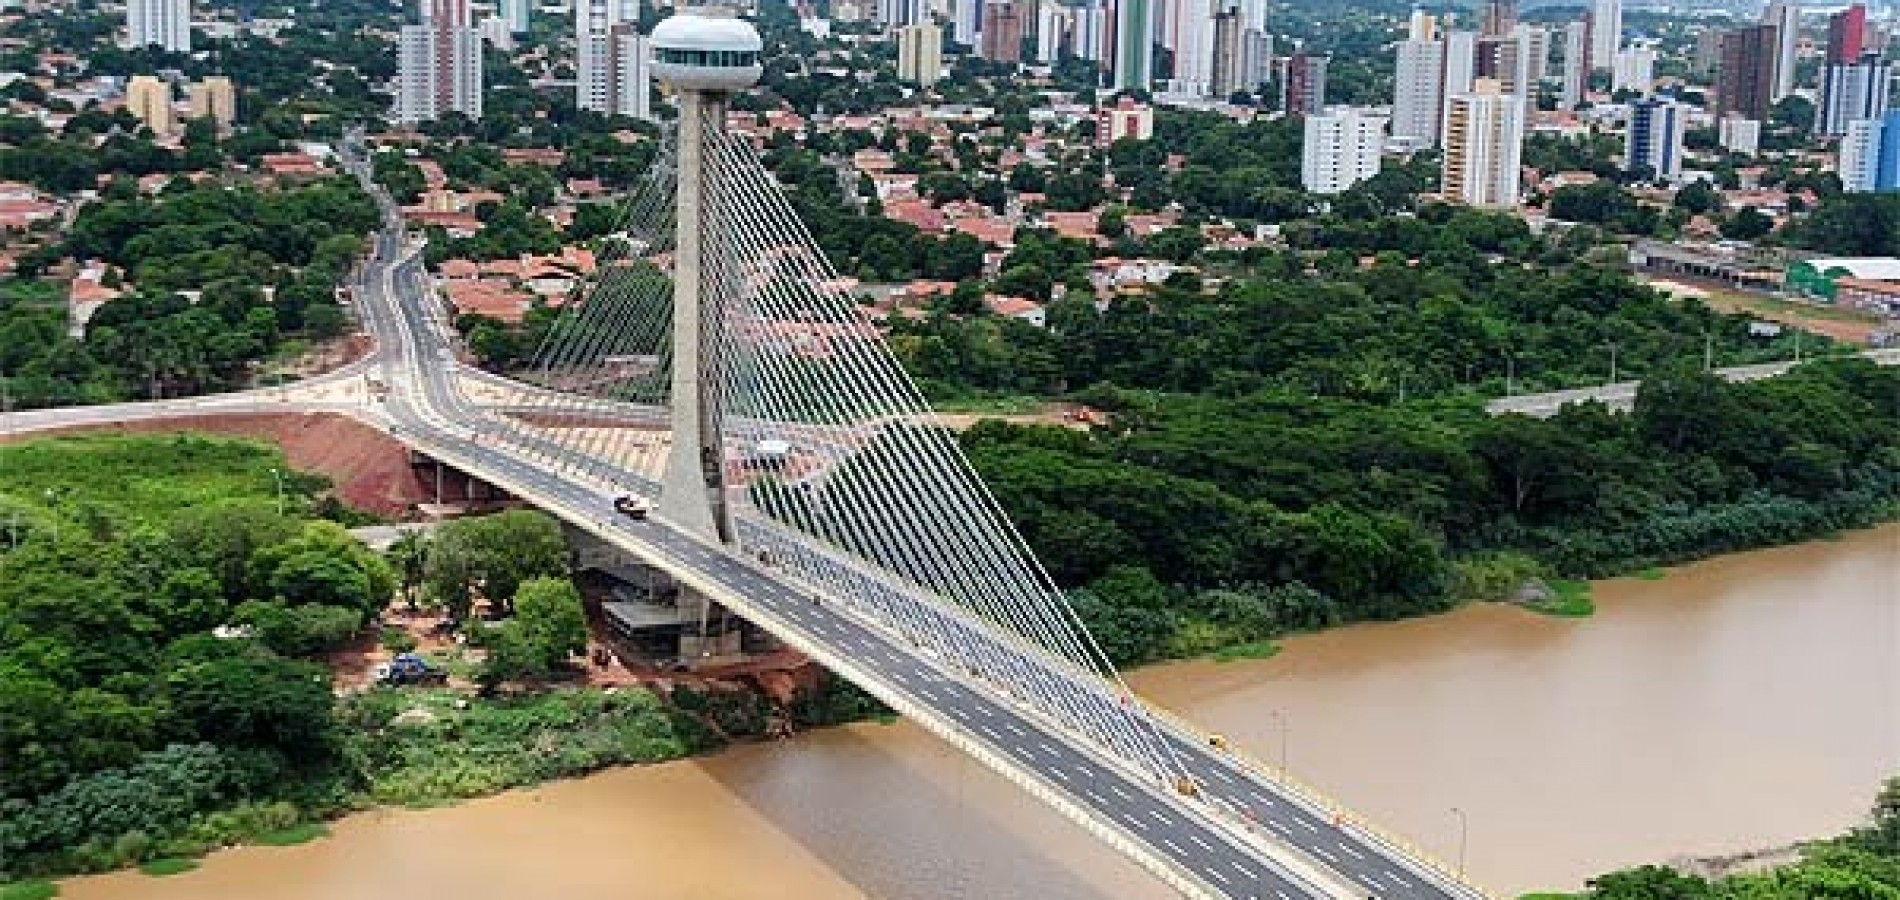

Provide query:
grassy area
left=1213, top=640, right=1282, bottom=663
left=1705, top=289, right=1886, bottom=325
left=0, top=433, right=324, bottom=527
left=0, top=882, right=58, bottom=900
left=339, top=686, right=710, bottom=808
left=1634, top=567, right=1667, bottom=581
left=253, top=824, right=329, bottom=847
left=1532, top=580, right=1597, bottom=617
left=137, top=858, right=199, bottom=877
left=931, top=395, right=1051, bottom=415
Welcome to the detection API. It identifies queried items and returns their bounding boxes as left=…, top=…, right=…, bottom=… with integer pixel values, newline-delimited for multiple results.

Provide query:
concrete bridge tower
left=652, top=7, right=763, bottom=546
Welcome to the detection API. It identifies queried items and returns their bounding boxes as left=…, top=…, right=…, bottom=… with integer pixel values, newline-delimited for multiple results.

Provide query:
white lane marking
left=1189, top=833, right=1215, bottom=852
left=1236, top=861, right=1259, bottom=879
left=1340, top=842, right=1365, bottom=860
left=1109, top=784, right=1133, bottom=801
left=1207, top=868, right=1231, bottom=886
left=1161, top=837, right=1187, bottom=856
left=1149, top=810, right=1172, bottom=825
left=1310, top=845, right=1337, bottom=863
left=1294, top=818, right=1319, bottom=833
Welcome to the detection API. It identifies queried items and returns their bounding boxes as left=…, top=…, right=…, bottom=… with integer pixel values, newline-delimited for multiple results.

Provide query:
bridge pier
left=568, top=525, right=770, bottom=667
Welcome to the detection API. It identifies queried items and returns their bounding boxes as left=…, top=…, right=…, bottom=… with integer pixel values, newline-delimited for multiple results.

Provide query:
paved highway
left=340, top=141, right=1484, bottom=900
left=1486, top=348, right=1900, bottom=417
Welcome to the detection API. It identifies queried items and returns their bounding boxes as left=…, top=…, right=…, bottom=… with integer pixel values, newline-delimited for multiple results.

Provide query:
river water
left=60, top=524, right=1898, bottom=899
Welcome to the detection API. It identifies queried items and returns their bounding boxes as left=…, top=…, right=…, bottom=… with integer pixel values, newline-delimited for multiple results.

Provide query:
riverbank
left=30, top=522, right=1898, bottom=900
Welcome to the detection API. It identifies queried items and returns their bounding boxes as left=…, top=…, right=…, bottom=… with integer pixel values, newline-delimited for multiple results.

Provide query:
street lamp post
left=1606, top=341, right=1620, bottom=384
left=42, top=487, right=58, bottom=544
left=1268, top=710, right=1289, bottom=773
left=1451, top=806, right=1469, bottom=878
left=1504, top=355, right=1516, bottom=396
left=268, top=467, right=286, bottom=516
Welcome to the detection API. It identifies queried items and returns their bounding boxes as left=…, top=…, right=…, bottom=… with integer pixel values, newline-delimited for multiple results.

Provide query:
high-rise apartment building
left=188, top=75, right=235, bottom=128
left=1612, top=43, right=1656, bottom=95
left=1821, top=52, right=1895, bottom=136
left=1589, top=0, right=1620, bottom=71
left=501, top=0, right=531, bottom=34
left=1717, top=24, right=1778, bottom=121
left=1481, top=0, right=1517, bottom=38
left=896, top=22, right=943, bottom=84
left=1073, top=0, right=1107, bottom=63
left=980, top=1, right=1023, bottom=61
left=1828, top=4, right=1868, bottom=65
left=1302, top=107, right=1386, bottom=194
left=1113, top=0, right=1155, bottom=90
left=127, top=0, right=190, bottom=53
left=1238, top=0, right=1270, bottom=90
left=1276, top=52, right=1327, bottom=116
left=878, top=0, right=928, bottom=29
left=1209, top=9, right=1244, bottom=98
left=1561, top=17, right=1590, bottom=108
left=1391, top=11, right=1445, bottom=146
left=1839, top=111, right=1900, bottom=192
left=1478, top=27, right=1544, bottom=96
left=1440, top=30, right=1478, bottom=143
left=1442, top=79, right=1525, bottom=208
left=953, top=0, right=981, bottom=45
left=1762, top=0, right=1800, bottom=101
left=1625, top=97, right=1686, bottom=180
left=125, top=75, right=175, bottom=136
left=576, top=0, right=650, bottom=120
left=396, top=0, right=483, bottom=123
left=1162, top=0, right=1213, bottom=96
left=1035, top=1, right=1062, bottom=63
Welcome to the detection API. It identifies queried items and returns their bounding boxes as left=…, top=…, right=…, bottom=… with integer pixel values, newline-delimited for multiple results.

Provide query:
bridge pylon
left=652, top=6, right=762, bottom=547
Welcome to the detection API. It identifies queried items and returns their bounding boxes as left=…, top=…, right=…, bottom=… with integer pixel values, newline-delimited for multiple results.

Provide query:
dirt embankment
left=5, top=412, right=436, bottom=518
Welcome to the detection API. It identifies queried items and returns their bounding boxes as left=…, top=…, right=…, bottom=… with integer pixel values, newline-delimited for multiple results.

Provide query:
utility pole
left=1606, top=341, right=1620, bottom=384
left=1269, top=709, right=1289, bottom=773
left=1703, top=330, right=1714, bottom=372
left=1451, top=806, right=1469, bottom=877
left=1505, top=355, right=1516, bottom=396
left=268, top=467, right=287, bottom=516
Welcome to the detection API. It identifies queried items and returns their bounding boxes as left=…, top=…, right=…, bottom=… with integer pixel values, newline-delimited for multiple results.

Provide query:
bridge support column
left=657, top=87, right=735, bottom=547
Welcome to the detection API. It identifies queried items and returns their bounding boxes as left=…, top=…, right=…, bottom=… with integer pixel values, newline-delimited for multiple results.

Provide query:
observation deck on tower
left=650, top=7, right=763, bottom=91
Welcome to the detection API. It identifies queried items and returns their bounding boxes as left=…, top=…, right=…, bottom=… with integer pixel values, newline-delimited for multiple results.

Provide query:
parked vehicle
left=375, top=652, right=447, bottom=686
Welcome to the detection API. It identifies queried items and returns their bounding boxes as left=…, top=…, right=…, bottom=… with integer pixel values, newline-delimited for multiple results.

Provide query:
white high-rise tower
left=1391, top=10, right=1445, bottom=145
left=126, top=0, right=190, bottom=52
left=396, top=0, right=484, bottom=123
left=651, top=7, right=763, bottom=544
left=1762, top=0, right=1801, bottom=100
left=1589, top=0, right=1620, bottom=70
left=578, top=0, right=654, bottom=119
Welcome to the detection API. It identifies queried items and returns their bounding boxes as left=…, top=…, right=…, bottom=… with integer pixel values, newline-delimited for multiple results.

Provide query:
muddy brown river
left=60, top=524, right=1898, bottom=899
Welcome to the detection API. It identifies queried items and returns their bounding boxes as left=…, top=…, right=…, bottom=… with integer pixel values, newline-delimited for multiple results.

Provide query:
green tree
left=513, top=576, right=588, bottom=670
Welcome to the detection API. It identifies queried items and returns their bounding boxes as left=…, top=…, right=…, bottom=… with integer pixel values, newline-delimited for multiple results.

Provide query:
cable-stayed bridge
left=4, top=10, right=1493, bottom=898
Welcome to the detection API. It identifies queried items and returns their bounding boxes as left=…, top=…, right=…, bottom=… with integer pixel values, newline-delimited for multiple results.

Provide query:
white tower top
left=651, top=8, right=764, bottom=91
